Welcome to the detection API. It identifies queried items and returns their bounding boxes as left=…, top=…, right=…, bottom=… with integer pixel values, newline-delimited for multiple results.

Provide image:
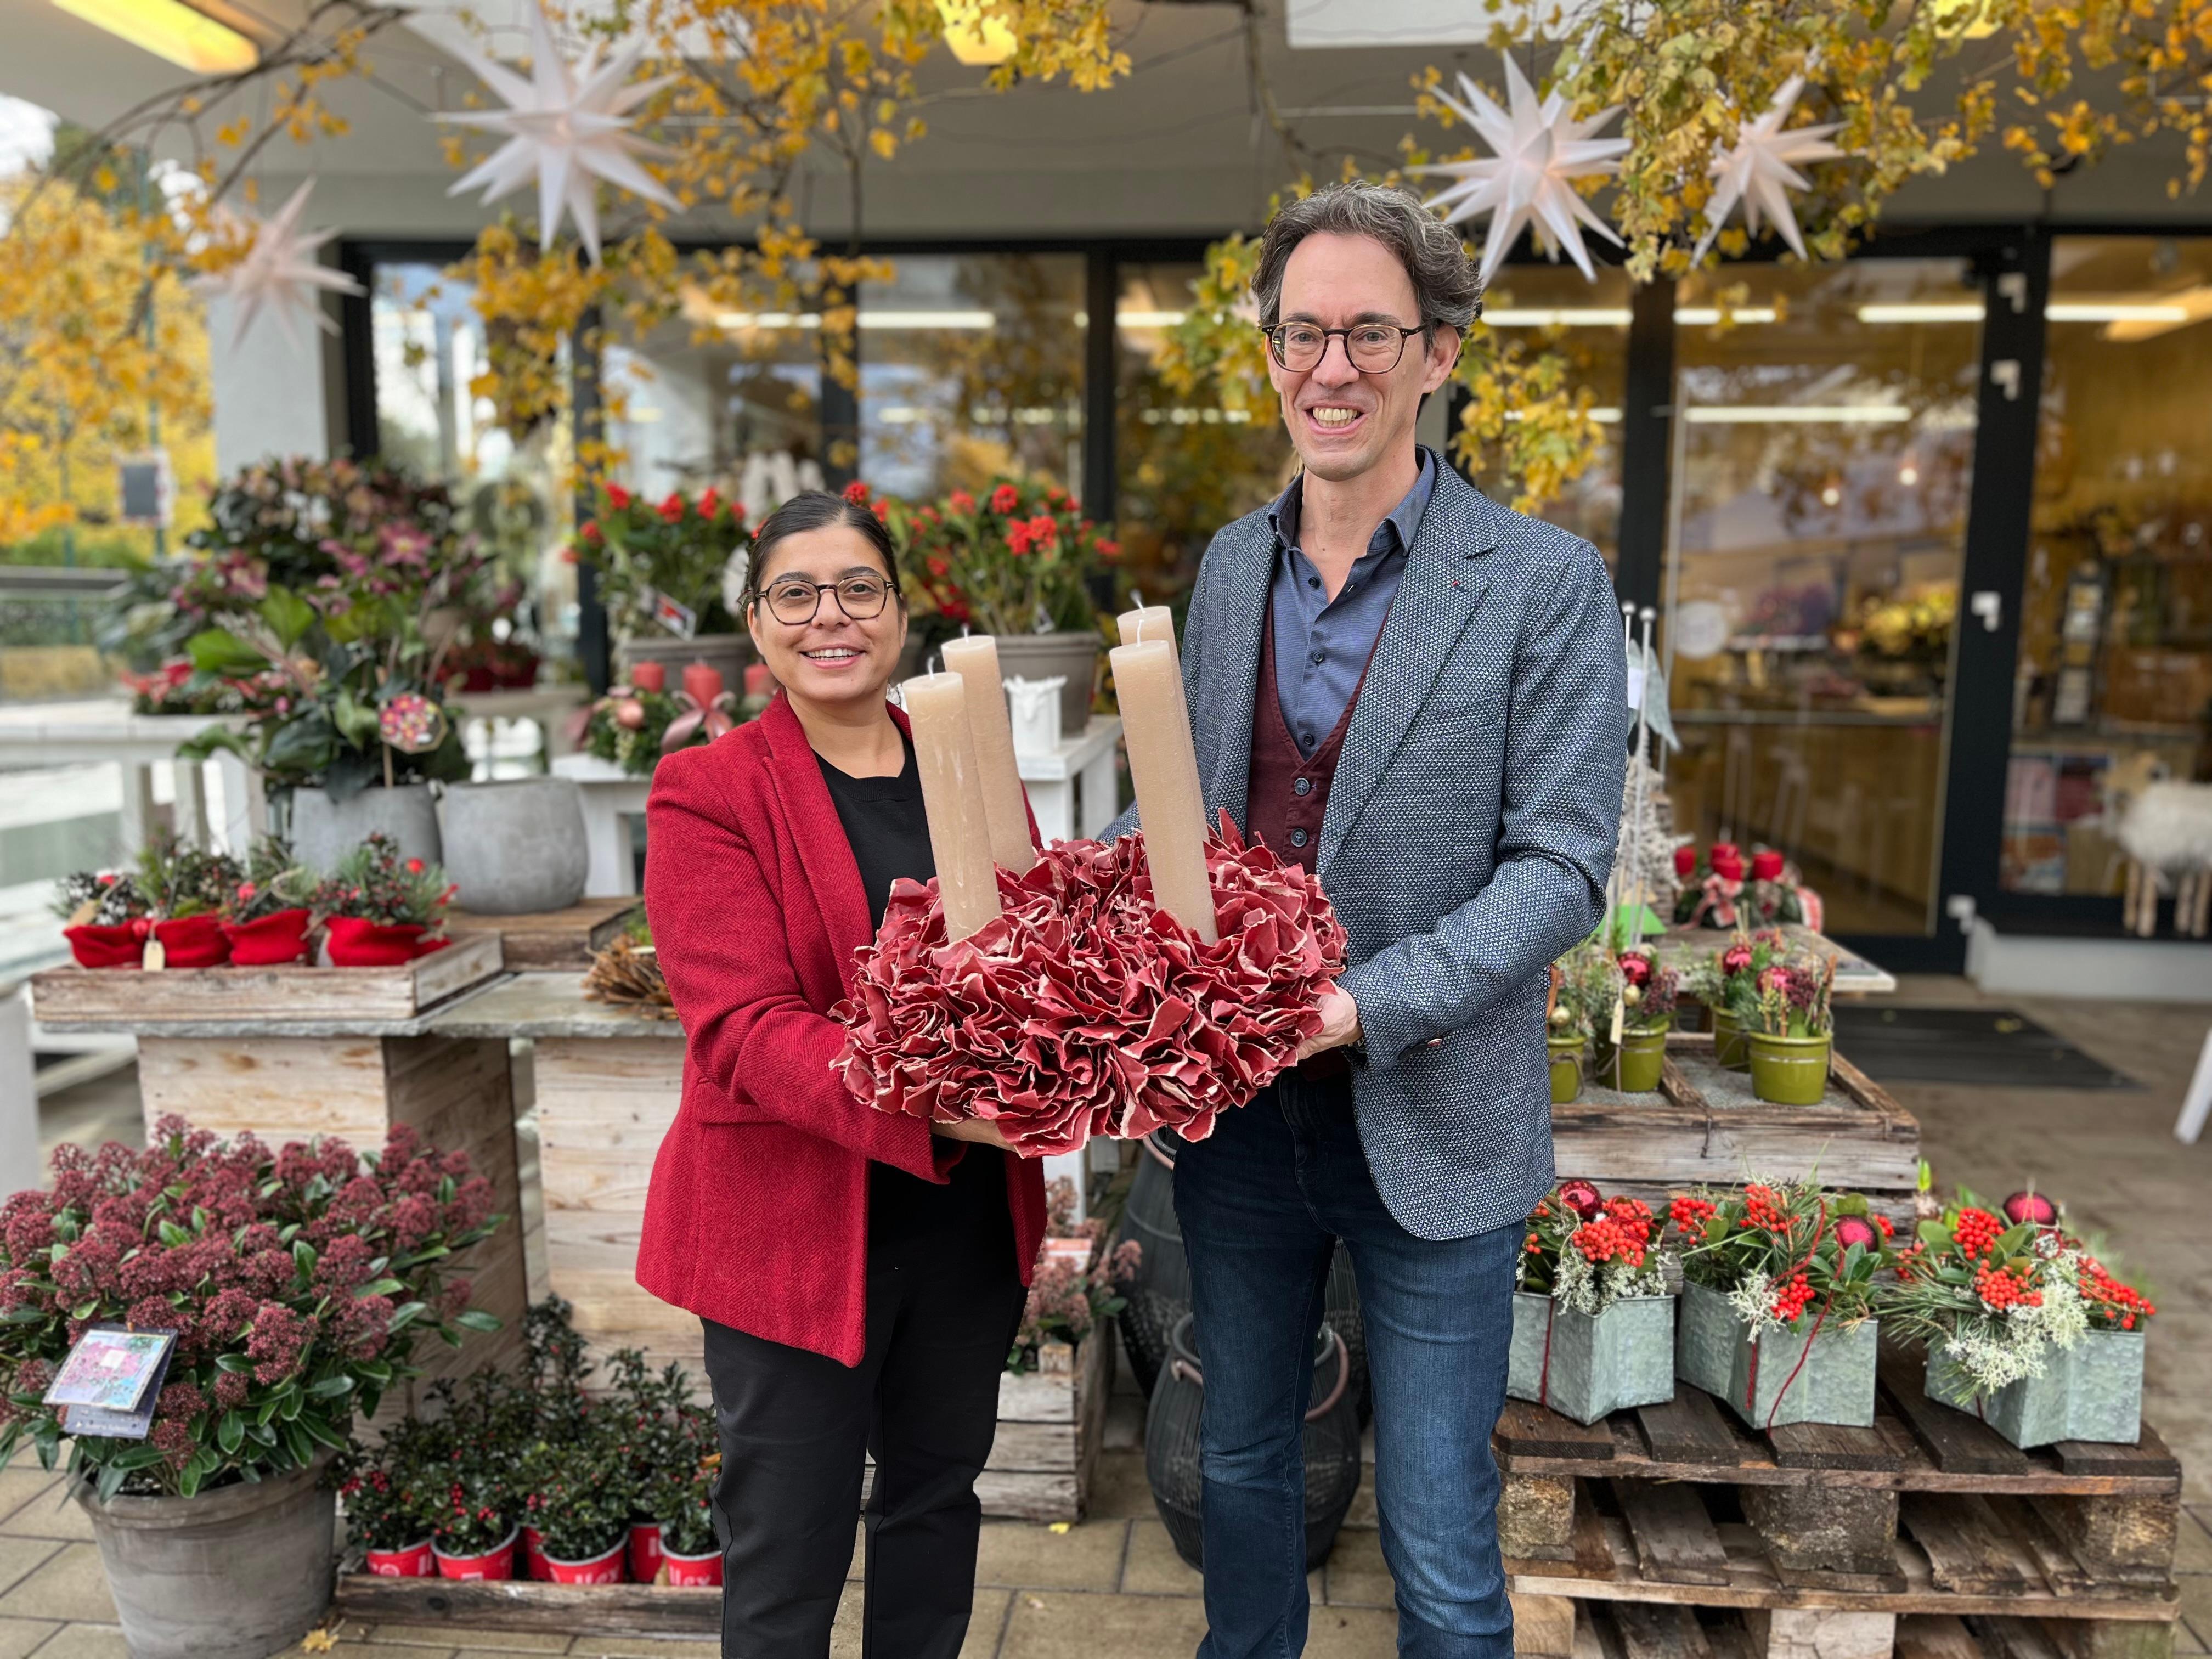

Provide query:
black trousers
left=702, top=1163, right=1024, bottom=1659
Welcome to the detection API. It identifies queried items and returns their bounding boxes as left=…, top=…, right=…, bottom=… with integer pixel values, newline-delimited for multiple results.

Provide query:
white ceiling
left=3, top=0, right=2208, bottom=242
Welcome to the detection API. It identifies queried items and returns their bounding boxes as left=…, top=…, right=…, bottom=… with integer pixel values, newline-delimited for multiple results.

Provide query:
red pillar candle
left=682, top=661, right=724, bottom=706
left=629, top=660, right=667, bottom=693
left=744, top=664, right=775, bottom=699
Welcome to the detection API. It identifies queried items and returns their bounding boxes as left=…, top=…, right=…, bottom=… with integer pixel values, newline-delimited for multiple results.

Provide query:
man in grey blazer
left=1116, top=182, right=1627, bottom=1657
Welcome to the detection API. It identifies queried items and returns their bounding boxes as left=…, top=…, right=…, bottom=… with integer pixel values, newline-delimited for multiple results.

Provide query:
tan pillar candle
left=938, top=635, right=1039, bottom=875
left=899, top=673, right=1004, bottom=942
left=1117, top=605, right=1177, bottom=652
left=1108, top=639, right=1217, bottom=944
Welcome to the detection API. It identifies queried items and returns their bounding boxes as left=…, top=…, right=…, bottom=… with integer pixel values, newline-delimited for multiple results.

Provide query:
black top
left=816, top=737, right=1009, bottom=1250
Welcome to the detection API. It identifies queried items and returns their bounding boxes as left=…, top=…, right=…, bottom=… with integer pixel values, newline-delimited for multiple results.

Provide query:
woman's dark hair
left=742, top=490, right=905, bottom=611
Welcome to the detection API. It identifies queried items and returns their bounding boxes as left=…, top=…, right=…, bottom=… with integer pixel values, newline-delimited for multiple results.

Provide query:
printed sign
left=43, top=1327, right=177, bottom=1440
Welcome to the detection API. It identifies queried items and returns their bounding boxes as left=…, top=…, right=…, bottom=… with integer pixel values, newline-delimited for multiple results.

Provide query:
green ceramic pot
left=1711, top=1010, right=1749, bottom=1070
left=1547, top=1035, right=1584, bottom=1104
left=1612, top=1023, right=1670, bottom=1093
left=1747, top=1031, right=1832, bottom=1105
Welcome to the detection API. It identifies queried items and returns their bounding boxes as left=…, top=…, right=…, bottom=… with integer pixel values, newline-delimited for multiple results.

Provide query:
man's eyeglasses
left=1260, top=321, right=1426, bottom=375
left=757, top=575, right=894, bottom=626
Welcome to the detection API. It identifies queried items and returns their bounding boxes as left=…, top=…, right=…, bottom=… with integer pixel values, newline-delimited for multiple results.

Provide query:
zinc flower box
left=1506, top=1291, right=1675, bottom=1426
left=1675, top=1280, right=1879, bottom=1430
left=1924, top=1328, right=2146, bottom=1449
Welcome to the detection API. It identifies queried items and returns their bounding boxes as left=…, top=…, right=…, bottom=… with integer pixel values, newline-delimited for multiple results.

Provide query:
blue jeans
left=1173, top=1069, right=1519, bottom=1659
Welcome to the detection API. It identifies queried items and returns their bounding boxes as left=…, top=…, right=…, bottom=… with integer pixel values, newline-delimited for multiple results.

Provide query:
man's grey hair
left=1251, top=181, right=1482, bottom=337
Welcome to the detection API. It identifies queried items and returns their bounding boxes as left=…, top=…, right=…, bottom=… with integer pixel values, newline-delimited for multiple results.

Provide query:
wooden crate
left=1552, top=1039, right=1921, bottom=1217
left=334, top=1575, right=718, bottom=1639
left=1496, top=1359, right=2182, bottom=1659
left=31, top=933, right=504, bottom=1026
left=446, top=899, right=641, bottom=971
left=133, top=1031, right=528, bottom=1397
left=984, top=1327, right=1114, bottom=1523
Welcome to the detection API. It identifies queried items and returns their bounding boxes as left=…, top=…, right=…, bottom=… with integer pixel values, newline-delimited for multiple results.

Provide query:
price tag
left=44, top=1327, right=178, bottom=1440
left=645, top=587, right=698, bottom=639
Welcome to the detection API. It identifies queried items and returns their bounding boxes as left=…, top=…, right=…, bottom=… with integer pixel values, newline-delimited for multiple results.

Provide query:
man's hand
left=1295, top=985, right=1362, bottom=1063
left=932, top=1116, right=1018, bottom=1151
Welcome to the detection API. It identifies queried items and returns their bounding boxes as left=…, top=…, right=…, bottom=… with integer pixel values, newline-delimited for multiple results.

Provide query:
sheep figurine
left=2107, top=752, right=2212, bottom=937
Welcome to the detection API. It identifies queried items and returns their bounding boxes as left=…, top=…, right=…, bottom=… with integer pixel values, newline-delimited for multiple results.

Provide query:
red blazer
left=635, top=692, right=1047, bottom=1365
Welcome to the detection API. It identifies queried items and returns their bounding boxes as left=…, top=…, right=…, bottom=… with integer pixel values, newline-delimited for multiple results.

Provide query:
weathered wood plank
left=1637, top=1388, right=1754, bottom=1468
left=1881, top=1356, right=2034, bottom=1478
left=34, top=934, right=503, bottom=1024
left=2049, top=1427, right=2181, bottom=1484
left=1893, top=1614, right=1984, bottom=1659
left=1607, top=1601, right=1713, bottom=1659
left=1900, top=1494, right=2038, bottom=1595
left=335, top=1574, right=719, bottom=1636
left=1510, top=1592, right=1579, bottom=1658
left=446, top=899, right=640, bottom=970
left=1617, top=1481, right=1733, bottom=1586
left=1497, top=1400, right=1618, bottom=1462
left=1741, top=1484, right=1900, bottom=1581
left=1765, top=1420, right=1900, bottom=1474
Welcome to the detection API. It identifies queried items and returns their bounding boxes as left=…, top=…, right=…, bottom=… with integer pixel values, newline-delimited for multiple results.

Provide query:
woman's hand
left=932, top=1117, right=1018, bottom=1152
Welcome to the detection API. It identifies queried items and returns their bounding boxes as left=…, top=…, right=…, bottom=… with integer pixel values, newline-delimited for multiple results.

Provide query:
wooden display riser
left=1520, top=1602, right=2164, bottom=1659
left=445, top=898, right=640, bottom=970
left=1551, top=1039, right=1921, bottom=1219
left=1497, top=1363, right=2182, bottom=1659
left=135, top=1032, right=528, bottom=1397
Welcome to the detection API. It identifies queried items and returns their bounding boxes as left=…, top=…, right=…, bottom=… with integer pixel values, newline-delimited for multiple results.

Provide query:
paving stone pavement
left=15, top=980, right=2209, bottom=1658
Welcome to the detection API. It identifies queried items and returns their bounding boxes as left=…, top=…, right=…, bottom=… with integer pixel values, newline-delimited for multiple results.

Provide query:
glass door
left=1662, top=258, right=1985, bottom=939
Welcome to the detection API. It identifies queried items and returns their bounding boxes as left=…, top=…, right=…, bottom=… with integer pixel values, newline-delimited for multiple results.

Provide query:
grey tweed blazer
left=1109, top=457, right=1628, bottom=1240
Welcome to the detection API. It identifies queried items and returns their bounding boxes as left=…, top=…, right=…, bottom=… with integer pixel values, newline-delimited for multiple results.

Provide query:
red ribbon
left=662, top=689, right=737, bottom=752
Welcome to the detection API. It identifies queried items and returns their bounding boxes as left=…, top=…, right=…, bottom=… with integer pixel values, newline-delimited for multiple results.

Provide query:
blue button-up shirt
left=1267, top=448, right=1436, bottom=757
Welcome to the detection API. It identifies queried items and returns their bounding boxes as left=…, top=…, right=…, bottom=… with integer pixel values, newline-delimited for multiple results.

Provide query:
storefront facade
left=338, top=222, right=2212, bottom=973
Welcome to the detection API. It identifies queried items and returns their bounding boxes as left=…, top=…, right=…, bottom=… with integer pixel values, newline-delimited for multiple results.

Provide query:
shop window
left=2000, top=237, right=2212, bottom=896
left=1662, top=259, right=1983, bottom=936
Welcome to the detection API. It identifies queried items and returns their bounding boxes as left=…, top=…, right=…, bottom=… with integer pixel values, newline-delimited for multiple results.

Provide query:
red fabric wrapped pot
left=221, top=909, right=313, bottom=966
left=149, top=915, right=230, bottom=968
left=64, top=923, right=149, bottom=969
left=325, top=917, right=439, bottom=967
left=364, top=1539, right=435, bottom=1578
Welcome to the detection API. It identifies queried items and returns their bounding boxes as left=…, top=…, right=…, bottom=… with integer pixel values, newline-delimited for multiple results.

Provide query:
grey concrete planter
left=1924, top=1329, right=2145, bottom=1449
left=1507, top=1291, right=1675, bottom=1425
left=438, top=777, right=590, bottom=914
left=1676, top=1280, right=1878, bottom=1430
left=287, top=782, right=442, bottom=872
left=74, top=1452, right=336, bottom=1659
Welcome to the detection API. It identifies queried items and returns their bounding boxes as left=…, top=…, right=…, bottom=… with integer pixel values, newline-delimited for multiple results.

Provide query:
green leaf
left=355, top=1279, right=407, bottom=1299
left=387, top=1302, right=428, bottom=1334
left=178, top=1462, right=202, bottom=1499
left=157, top=1221, right=190, bottom=1249
left=281, top=1421, right=312, bottom=1466
left=215, top=1353, right=252, bottom=1374
left=308, top=1375, right=354, bottom=1399
left=331, top=686, right=380, bottom=748
left=69, top=1301, right=98, bottom=1321
left=217, top=1412, right=244, bottom=1455
left=301, top=1413, right=348, bottom=1452
left=112, top=1444, right=167, bottom=1471
left=258, top=586, right=317, bottom=651
left=293, top=1240, right=319, bottom=1280
left=185, top=627, right=272, bottom=677
left=451, top=1310, right=502, bottom=1335
left=95, top=1461, right=128, bottom=1505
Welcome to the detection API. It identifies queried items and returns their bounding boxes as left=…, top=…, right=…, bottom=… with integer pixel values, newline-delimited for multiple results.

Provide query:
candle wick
left=960, top=623, right=970, bottom=637
left=1132, top=589, right=1144, bottom=609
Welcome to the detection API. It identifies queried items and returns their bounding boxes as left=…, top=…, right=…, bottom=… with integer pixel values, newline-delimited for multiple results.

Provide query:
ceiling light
left=1676, top=307, right=1779, bottom=325
left=856, top=310, right=995, bottom=330
left=1115, top=309, right=1186, bottom=328
left=2047, top=302, right=2190, bottom=324
left=51, top=0, right=258, bottom=72
left=715, top=311, right=821, bottom=330
left=1684, top=405, right=1912, bottom=424
left=1858, top=302, right=1987, bottom=324
left=1481, top=308, right=1633, bottom=328
left=935, top=0, right=1014, bottom=66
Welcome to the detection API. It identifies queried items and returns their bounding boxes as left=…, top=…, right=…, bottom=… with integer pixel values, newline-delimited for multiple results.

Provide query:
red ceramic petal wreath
left=835, top=815, right=1348, bottom=1156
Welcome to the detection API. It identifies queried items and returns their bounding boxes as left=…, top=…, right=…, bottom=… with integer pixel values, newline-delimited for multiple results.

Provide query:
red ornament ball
left=1557, top=1178, right=1603, bottom=1221
left=1832, top=1216, right=1880, bottom=1253
left=2002, top=1190, right=2059, bottom=1227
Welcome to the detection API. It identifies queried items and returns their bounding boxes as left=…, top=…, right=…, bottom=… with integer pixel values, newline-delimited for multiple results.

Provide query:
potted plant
left=1506, top=1180, right=1674, bottom=1424
left=652, top=1455, right=723, bottom=1587
left=0, top=1116, right=503, bottom=1659
left=1685, top=930, right=1779, bottom=1069
left=1740, top=943, right=1836, bottom=1105
left=1547, top=941, right=1622, bottom=1103
left=341, top=1418, right=440, bottom=1578
left=1669, top=1178, right=1891, bottom=1430
left=891, top=476, right=1118, bottom=736
left=1881, top=1191, right=2154, bottom=1448
left=218, top=839, right=318, bottom=966
left=432, top=1466, right=520, bottom=1582
left=572, top=482, right=754, bottom=693
left=1009, top=1237, right=1141, bottom=1375
left=524, top=1435, right=630, bottom=1584
left=1674, top=845, right=1807, bottom=930
left=314, top=834, right=457, bottom=966
left=578, top=675, right=735, bottom=778
left=52, top=867, right=154, bottom=969
left=1601, top=947, right=1676, bottom=1093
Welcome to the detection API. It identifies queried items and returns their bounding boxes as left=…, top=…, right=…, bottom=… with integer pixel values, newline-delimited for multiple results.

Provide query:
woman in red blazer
left=637, top=489, right=1046, bottom=1658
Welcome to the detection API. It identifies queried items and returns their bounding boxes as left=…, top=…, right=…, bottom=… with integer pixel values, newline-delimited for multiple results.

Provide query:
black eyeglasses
left=758, top=575, right=895, bottom=626
left=1260, top=321, right=1426, bottom=375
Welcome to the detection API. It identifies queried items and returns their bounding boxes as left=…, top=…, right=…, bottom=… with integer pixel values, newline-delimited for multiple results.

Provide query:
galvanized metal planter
left=1923, top=1329, right=2145, bottom=1449
left=1674, top=1280, right=1878, bottom=1430
left=1507, top=1291, right=1675, bottom=1425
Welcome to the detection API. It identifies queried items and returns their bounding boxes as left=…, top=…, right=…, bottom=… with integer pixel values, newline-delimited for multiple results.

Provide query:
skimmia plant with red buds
left=0, top=1118, right=503, bottom=1502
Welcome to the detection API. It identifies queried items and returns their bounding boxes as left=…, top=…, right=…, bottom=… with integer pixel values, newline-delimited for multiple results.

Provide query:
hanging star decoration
left=201, top=179, right=365, bottom=351
left=438, top=0, right=680, bottom=264
left=1412, top=55, right=1627, bottom=287
left=1694, top=75, right=1847, bottom=263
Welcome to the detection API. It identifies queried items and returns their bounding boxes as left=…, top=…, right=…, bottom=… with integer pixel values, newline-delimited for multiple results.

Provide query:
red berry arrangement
left=1520, top=1183, right=1671, bottom=1314
left=1668, top=1176, right=1893, bottom=1332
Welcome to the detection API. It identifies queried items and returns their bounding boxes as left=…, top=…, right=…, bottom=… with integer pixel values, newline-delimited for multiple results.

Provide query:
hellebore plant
left=0, top=1118, right=503, bottom=1502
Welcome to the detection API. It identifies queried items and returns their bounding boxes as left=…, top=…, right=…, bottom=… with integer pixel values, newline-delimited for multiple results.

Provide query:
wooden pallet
left=1551, top=1039, right=1921, bottom=1217
left=1497, top=1362, right=2182, bottom=1659
left=30, top=932, right=504, bottom=1026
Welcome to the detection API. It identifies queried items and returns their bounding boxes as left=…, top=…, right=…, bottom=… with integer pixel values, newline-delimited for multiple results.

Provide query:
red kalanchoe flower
left=605, top=483, right=631, bottom=510
left=990, top=482, right=1020, bottom=514
left=843, top=479, right=872, bottom=505
left=580, top=520, right=603, bottom=544
left=698, top=487, right=721, bottom=518
left=1026, top=514, right=1057, bottom=546
left=1006, top=521, right=1034, bottom=556
left=1097, top=539, right=1121, bottom=560
left=949, top=488, right=975, bottom=514
left=659, top=493, right=686, bottom=523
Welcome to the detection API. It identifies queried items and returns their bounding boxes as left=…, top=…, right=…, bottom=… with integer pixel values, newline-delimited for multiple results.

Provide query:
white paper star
left=1695, top=76, right=1846, bottom=263
left=438, top=0, right=680, bottom=264
left=201, top=179, right=365, bottom=351
left=1412, top=55, right=1627, bottom=287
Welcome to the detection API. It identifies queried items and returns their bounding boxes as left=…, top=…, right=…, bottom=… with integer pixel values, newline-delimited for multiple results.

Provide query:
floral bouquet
left=836, top=816, right=1346, bottom=1156
left=1746, top=945, right=1835, bottom=1039
left=1669, top=1178, right=1892, bottom=1429
left=0, top=1117, right=501, bottom=1503
left=1519, top=1181, right=1668, bottom=1315
left=313, top=833, right=457, bottom=966
left=1881, top=1192, right=2154, bottom=1400
left=1508, top=1181, right=1674, bottom=1421
left=1673, top=844, right=1808, bottom=930
left=578, top=681, right=731, bottom=777
left=1616, top=949, right=1679, bottom=1036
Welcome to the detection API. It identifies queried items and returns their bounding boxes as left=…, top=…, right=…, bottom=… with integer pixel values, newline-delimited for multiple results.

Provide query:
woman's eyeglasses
left=758, top=575, right=894, bottom=626
left=1259, top=321, right=1425, bottom=375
